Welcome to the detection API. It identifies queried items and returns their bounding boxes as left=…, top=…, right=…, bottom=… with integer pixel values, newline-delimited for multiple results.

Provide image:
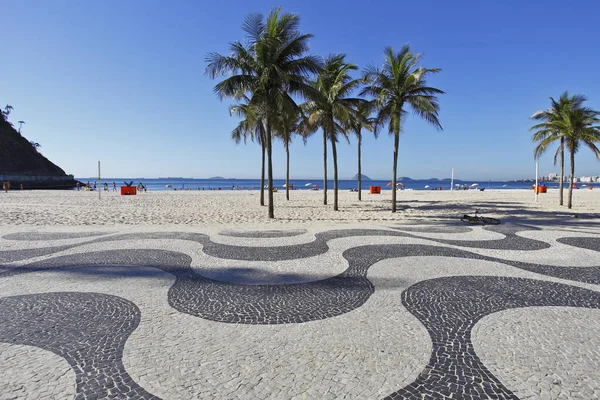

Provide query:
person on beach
left=3, top=181, right=7, bottom=192
left=76, top=182, right=80, bottom=191
left=113, top=182, right=117, bottom=191
left=104, top=183, right=108, bottom=191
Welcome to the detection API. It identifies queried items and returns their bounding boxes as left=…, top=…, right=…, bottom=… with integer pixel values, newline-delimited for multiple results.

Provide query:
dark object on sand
left=461, top=214, right=500, bottom=225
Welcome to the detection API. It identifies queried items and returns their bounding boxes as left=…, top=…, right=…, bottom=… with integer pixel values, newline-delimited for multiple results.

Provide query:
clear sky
left=2, top=0, right=600, bottom=181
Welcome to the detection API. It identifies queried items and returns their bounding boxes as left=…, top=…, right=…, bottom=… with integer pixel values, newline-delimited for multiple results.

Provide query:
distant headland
left=351, top=174, right=371, bottom=180
left=1, top=106, right=78, bottom=189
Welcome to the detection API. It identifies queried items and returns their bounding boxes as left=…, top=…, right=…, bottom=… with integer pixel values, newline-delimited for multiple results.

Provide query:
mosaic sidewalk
left=0, top=223, right=599, bottom=399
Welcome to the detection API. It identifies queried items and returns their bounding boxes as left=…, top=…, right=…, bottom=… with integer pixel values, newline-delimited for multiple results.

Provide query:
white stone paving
left=0, top=343, right=75, bottom=400
left=474, top=307, right=600, bottom=400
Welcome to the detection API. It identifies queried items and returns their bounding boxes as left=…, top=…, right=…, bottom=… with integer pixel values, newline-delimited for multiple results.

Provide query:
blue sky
left=2, top=0, right=599, bottom=180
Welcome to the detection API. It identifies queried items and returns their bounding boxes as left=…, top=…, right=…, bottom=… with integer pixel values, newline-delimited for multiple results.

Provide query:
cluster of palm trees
left=205, top=8, right=443, bottom=218
left=531, top=92, right=600, bottom=209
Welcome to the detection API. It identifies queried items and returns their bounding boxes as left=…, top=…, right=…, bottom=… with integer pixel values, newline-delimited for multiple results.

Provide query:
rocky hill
left=0, top=113, right=77, bottom=189
left=351, top=174, right=371, bottom=180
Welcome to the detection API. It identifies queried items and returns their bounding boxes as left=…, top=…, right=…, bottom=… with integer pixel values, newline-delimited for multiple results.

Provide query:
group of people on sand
left=76, top=181, right=147, bottom=192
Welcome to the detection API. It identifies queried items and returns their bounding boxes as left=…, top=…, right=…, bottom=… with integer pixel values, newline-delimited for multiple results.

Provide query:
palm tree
left=531, top=92, right=600, bottom=208
left=347, top=101, right=375, bottom=201
left=230, top=99, right=267, bottom=206
left=361, top=45, right=444, bottom=212
left=530, top=93, right=585, bottom=205
left=304, top=54, right=362, bottom=211
left=3, top=105, right=13, bottom=119
left=17, top=120, right=25, bottom=134
left=274, top=105, right=302, bottom=201
left=206, top=8, right=320, bottom=218
left=563, top=105, right=600, bottom=208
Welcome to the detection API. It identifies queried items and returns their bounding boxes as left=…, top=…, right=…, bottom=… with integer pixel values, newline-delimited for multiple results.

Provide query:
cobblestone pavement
left=0, top=222, right=599, bottom=399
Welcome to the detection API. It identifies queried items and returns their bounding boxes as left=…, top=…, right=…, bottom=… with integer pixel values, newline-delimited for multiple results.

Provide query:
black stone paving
left=0, top=292, right=160, bottom=399
left=557, top=237, right=600, bottom=252
left=384, top=276, right=600, bottom=400
left=218, top=229, right=308, bottom=238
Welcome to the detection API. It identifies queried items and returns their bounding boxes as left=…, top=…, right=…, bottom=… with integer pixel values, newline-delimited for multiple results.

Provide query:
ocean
left=76, top=178, right=582, bottom=191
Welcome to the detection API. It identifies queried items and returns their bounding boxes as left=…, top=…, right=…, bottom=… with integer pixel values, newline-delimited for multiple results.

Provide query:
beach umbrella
left=282, top=184, right=287, bottom=187
left=386, top=181, right=393, bottom=187
left=304, top=183, right=312, bottom=187
left=471, top=183, right=479, bottom=187
left=424, top=185, right=430, bottom=188
left=502, top=184, right=507, bottom=187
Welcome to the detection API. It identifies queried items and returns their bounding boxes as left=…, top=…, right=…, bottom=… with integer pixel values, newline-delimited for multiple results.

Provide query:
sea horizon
left=75, top=177, right=587, bottom=192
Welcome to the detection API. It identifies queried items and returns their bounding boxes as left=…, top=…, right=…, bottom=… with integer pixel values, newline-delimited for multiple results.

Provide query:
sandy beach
left=0, top=188, right=599, bottom=227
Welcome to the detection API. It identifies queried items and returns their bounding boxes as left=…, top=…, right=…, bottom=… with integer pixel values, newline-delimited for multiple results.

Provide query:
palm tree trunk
left=559, top=138, right=564, bottom=206
left=260, top=143, right=266, bottom=206
left=392, top=132, right=399, bottom=213
left=332, top=139, right=339, bottom=211
left=357, top=133, right=362, bottom=201
left=568, top=149, right=575, bottom=209
left=266, top=117, right=274, bottom=219
left=286, top=142, right=290, bottom=201
left=323, top=130, right=327, bottom=205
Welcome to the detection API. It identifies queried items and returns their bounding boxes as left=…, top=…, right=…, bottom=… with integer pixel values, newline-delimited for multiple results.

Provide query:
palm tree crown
left=361, top=45, right=443, bottom=212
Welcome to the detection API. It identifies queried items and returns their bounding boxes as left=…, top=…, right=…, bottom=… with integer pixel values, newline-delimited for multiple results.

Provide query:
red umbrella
left=386, top=181, right=393, bottom=187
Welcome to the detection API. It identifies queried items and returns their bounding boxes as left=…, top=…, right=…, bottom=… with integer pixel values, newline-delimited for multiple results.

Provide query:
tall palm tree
left=530, top=92, right=585, bottom=205
left=304, top=54, right=362, bottom=211
left=361, top=45, right=443, bottom=212
left=206, top=8, right=320, bottom=218
left=274, top=105, right=302, bottom=201
left=229, top=99, right=267, bottom=205
left=347, top=101, right=375, bottom=201
left=17, top=120, right=25, bottom=134
left=531, top=92, right=600, bottom=208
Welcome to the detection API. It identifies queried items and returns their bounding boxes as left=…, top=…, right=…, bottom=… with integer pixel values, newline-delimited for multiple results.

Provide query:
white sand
left=0, top=188, right=598, bottom=227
